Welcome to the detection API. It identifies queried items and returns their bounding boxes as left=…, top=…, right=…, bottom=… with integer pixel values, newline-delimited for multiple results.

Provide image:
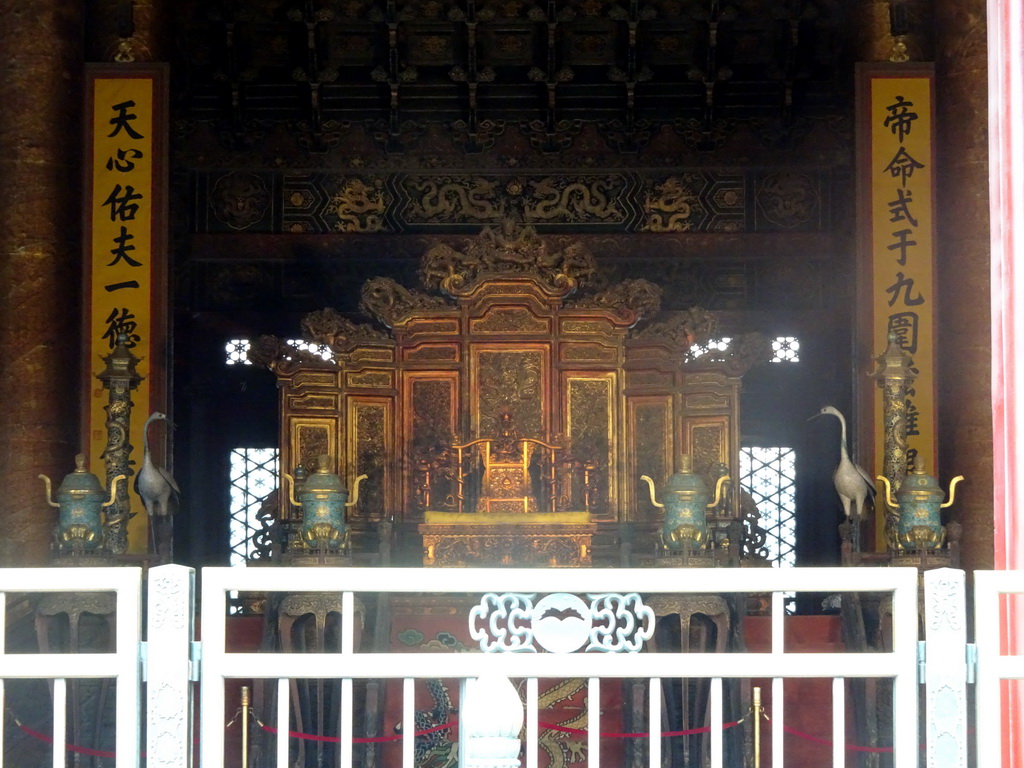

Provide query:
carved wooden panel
left=291, top=419, right=338, bottom=474
left=561, top=318, right=615, bottom=334
left=347, top=370, right=393, bottom=388
left=288, top=393, right=341, bottom=410
left=350, top=348, right=395, bottom=362
left=684, top=419, right=728, bottom=486
left=561, top=343, right=618, bottom=363
left=628, top=397, right=673, bottom=521
left=567, top=375, right=616, bottom=519
left=405, top=318, right=460, bottom=336
left=470, top=306, right=550, bottom=335
left=293, top=371, right=342, bottom=387
left=347, top=398, right=392, bottom=522
left=403, top=343, right=460, bottom=362
left=627, top=370, right=675, bottom=389
left=472, top=347, right=547, bottom=439
left=406, top=373, right=459, bottom=515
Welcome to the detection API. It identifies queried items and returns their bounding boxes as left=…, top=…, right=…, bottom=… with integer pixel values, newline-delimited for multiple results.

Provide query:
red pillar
left=988, top=2, right=1023, bottom=765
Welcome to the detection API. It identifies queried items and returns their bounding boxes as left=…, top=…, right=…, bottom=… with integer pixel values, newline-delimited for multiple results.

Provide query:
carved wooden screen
left=250, top=223, right=768, bottom=537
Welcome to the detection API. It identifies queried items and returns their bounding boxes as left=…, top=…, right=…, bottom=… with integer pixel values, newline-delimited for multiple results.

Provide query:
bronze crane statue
left=809, top=405, right=876, bottom=551
left=135, top=411, right=180, bottom=559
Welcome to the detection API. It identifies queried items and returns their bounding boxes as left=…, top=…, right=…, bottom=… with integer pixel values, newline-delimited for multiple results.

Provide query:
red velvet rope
left=12, top=712, right=916, bottom=756
left=779, top=724, right=894, bottom=754
left=256, top=718, right=745, bottom=743
left=14, top=721, right=121, bottom=759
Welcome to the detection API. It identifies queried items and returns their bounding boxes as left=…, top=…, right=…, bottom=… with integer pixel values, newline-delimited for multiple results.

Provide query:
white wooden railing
left=0, top=567, right=143, bottom=768
left=194, top=565, right=921, bottom=768
left=973, top=570, right=1024, bottom=767
left=2, top=564, right=1020, bottom=767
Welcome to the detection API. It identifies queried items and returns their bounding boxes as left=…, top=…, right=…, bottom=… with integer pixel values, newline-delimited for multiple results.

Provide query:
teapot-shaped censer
left=40, top=454, right=125, bottom=551
left=283, top=455, right=367, bottom=551
left=641, top=455, right=729, bottom=551
left=877, top=462, right=963, bottom=550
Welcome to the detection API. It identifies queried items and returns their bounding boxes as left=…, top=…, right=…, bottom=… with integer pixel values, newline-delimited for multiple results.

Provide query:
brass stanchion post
left=240, top=685, right=250, bottom=767
left=752, top=686, right=762, bottom=768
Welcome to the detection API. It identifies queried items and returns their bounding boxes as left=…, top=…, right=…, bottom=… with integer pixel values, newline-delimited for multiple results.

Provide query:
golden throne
left=249, top=221, right=770, bottom=567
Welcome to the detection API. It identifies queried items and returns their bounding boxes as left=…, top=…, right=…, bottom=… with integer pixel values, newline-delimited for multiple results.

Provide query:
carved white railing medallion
left=469, top=592, right=654, bottom=653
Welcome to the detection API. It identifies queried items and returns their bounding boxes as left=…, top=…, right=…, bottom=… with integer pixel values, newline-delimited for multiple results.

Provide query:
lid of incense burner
left=57, top=454, right=107, bottom=498
left=301, top=455, right=348, bottom=494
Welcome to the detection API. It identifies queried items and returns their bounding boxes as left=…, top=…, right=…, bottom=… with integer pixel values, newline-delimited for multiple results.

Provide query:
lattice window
left=739, top=446, right=796, bottom=568
left=229, top=447, right=279, bottom=566
left=225, top=339, right=251, bottom=365
left=690, top=336, right=799, bottom=363
left=689, top=337, right=733, bottom=358
left=771, top=336, right=800, bottom=363
left=224, top=338, right=334, bottom=365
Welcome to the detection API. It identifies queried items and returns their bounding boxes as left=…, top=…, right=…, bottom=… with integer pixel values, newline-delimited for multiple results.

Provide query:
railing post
left=460, top=675, right=524, bottom=768
left=923, top=567, right=968, bottom=767
left=147, top=564, right=197, bottom=768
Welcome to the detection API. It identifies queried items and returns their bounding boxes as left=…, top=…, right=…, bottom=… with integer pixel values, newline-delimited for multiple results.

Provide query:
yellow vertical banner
left=83, top=65, right=168, bottom=553
left=857, top=64, right=937, bottom=547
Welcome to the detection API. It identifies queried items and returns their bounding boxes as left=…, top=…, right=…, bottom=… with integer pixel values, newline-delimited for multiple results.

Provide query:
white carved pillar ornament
left=461, top=675, right=524, bottom=768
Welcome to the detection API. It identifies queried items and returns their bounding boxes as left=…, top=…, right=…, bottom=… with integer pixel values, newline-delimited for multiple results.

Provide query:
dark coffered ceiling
left=178, top=0, right=851, bottom=153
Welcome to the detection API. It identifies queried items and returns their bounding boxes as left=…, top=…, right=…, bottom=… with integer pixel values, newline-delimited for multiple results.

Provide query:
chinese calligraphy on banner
left=84, top=65, right=168, bottom=553
left=857, top=64, right=936, bottom=548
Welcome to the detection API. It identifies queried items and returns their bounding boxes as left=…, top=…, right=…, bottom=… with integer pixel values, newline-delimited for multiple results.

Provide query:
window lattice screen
left=225, top=338, right=333, bottom=365
left=229, top=447, right=279, bottom=566
left=739, top=446, right=797, bottom=568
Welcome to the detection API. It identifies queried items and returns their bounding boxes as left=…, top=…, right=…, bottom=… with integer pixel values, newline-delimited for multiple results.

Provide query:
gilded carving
left=405, top=344, right=460, bottom=361
left=561, top=319, right=610, bottom=334
left=636, top=307, right=718, bottom=347
left=423, top=532, right=590, bottom=567
left=522, top=176, right=624, bottom=223
left=348, top=371, right=392, bottom=388
left=567, top=278, right=662, bottom=323
left=568, top=379, right=612, bottom=510
left=627, top=371, right=673, bottom=388
left=641, top=176, right=701, bottom=232
left=249, top=335, right=333, bottom=375
left=684, top=393, right=730, bottom=410
left=411, top=378, right=455, bottom=510
left=561, top=344, right=616, bottom=363
left=412, top=380, right=454, bottom=450
left=405, top=319, right=460, bottom=336
left=293, top=372, right=341, bottom=387
left=690, top=425, right=723, bottom=481
left=405, top=176, right=502, bottom=222
left=420, top=220, right=598, bottom=297
left=359, top=277, right=448, bottom=328
left=634, top=402, right=670, bottom=517
left=301, top=307, right=390, bottom=350
left=471, top=308, right=549, bottom=334
left=288, top=394, right=339, bottom=410
left=354, top=404, right=386, bottom=520
left=297, top=426, right=331, bottom=472
left=351, top=349, right=395, bottom=362
left=326, top=176, right=390, bottom=232
left=477, top=350, right=543, bottom=438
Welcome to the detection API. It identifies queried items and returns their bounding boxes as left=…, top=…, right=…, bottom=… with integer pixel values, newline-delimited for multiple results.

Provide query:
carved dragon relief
left=635, top=306, right=719, bottom=347
left=420, top=220, right=600, bottom=298
left=633, top=307, right=771, bottom=374
left=301, top=307, right=390, bottom=350
left=358, top=278, right=448, bottom=329
left=566, top=278, right=662, bottom=325
left=247, top=335, right=334, bottom=375
left=686, top=332, right=773, bottom=376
